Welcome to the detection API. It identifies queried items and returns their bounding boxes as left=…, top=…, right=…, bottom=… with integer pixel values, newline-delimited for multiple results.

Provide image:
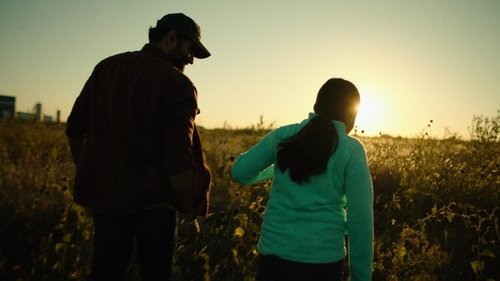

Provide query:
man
left=66, top=13, right=212, bottom=281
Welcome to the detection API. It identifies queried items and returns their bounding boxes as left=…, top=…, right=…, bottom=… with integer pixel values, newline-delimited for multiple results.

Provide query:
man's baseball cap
left=156, top=13, right=211, bottom=59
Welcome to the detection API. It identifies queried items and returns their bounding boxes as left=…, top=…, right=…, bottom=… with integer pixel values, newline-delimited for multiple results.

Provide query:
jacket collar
left=141, top=43, right=172, bottom=63
left=307, top=112, right=346, bottom=133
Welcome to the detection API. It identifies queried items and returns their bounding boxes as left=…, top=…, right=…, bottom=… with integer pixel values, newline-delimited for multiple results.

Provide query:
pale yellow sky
left=1, top=0, right=499, bottom=138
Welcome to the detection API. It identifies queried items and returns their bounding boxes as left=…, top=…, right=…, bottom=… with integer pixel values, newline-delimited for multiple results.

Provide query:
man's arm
left=66, top=69, right=93, bottom=163
left=68, top=137, right=85, bottom=165
left=163, top=82, right=198, bottom=215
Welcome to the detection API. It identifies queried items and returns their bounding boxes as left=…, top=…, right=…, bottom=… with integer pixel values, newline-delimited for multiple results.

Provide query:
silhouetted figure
left=66, top=13, right=212, bottom=281
left=232, top=78, right=373, bottom=281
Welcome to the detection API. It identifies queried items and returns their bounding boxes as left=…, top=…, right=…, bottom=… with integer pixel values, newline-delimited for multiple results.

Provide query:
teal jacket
left=232, top=113, right=373, bottom=281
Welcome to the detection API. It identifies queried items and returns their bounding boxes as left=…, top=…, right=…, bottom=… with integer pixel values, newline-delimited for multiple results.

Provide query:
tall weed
left=0, top=114, right=498, bottom=280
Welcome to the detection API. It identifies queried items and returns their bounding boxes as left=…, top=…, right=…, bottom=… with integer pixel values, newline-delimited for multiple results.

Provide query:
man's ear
left=164, top=29, right=178, bottom=46
left=159, top=29, right=177, bottom=53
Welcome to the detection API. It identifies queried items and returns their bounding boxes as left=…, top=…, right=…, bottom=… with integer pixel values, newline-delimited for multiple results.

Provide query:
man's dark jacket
left=66, top=44, right=211, bottom=216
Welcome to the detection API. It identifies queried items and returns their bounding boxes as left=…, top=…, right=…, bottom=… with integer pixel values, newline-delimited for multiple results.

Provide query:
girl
left=232, top=78, right=373, bottom=281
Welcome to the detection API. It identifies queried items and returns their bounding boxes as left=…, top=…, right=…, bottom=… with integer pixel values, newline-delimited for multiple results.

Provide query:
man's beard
left=171, top=58, right=185, bottom=72
left=169, top=43, right=188, bottom=72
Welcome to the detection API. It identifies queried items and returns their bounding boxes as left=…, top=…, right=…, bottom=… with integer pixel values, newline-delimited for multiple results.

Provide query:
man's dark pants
left=88, top=208, right=177, bottom=281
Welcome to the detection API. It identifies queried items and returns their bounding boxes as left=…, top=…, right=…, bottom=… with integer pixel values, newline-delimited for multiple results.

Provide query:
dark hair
left=276, top=78, right=360, bottom=184
left=149, top=26, right=169, bottom=43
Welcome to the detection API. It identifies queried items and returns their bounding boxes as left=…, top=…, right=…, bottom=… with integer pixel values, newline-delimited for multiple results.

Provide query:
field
left=0, top=115, right=499, bottom=281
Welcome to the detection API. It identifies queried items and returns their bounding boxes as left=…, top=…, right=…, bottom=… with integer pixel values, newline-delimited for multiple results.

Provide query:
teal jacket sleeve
left=344, top=142, right=374, bottom=281
left=231, top=131, right=276, bottom=185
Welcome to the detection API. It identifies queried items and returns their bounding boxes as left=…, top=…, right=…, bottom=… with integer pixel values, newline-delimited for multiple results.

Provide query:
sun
left=353, top=89, right=385, bottom=136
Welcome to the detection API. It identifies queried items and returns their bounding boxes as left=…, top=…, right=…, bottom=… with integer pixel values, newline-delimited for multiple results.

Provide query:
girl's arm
left=344, top=143, right=374, bottom=281
left=231, top=131, right=277, bottom=185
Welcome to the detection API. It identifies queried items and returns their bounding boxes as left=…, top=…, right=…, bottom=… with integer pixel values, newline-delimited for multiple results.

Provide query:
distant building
left=34, top=103, right=42, bottom=122
left=0, top=95, right=16, bottom=118
left=16, top=112, right=37, bottom=120
left=16, top=102, right=45, bottom=122
left=1, top=96, right=60, bottom=123
left=43, top=115, right=53, bottom=122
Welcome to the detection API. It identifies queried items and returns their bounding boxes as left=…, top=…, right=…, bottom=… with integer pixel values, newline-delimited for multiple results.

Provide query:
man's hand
left=178, top=215, right=200, bottom=244
left=185, top=217, right=200, bottom=243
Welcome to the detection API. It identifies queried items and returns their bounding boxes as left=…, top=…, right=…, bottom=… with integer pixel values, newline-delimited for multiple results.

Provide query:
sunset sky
left=1, top=0, right=499, bottom=138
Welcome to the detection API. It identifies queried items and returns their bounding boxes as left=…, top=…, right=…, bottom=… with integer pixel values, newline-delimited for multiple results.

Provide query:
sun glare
left=354, top=90, right=385, bottom=136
